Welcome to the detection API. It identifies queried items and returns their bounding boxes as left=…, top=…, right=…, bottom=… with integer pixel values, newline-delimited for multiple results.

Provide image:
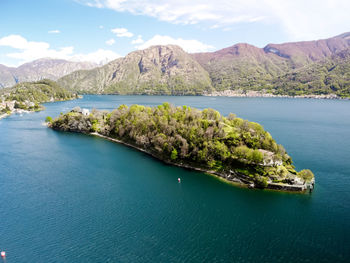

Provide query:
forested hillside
left=271, top=48, right=350, bottom=97
left=0, top=79, right=76, bottom=113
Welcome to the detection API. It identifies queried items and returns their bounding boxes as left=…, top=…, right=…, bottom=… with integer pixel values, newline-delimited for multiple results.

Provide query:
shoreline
left=89, top=132, right=311, bottom=193
left=78, top=92, right=348, bottom=100
left=0, top=113, right=9, bottom=120
left=203, top=90, right=348, bottom=100
left=0, top=109, right=32, bottom=120
left=0, top=97, right=79, bottom=121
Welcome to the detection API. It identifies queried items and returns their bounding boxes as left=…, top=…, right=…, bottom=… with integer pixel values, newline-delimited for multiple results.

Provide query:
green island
left=48, top=103, right=315, bottom=192
left=0, top=79, right=78, bottom=120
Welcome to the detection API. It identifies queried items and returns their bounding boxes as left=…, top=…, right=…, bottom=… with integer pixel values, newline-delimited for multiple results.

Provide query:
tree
left=45, top=116, right=53, bottom=123
left=298, top=169, right=314, bottom=182
left=255, top=176, right=268, bottom=188
left=250, top=150, right=263, bottom=164
left=171, top=148, right=178, bottom=160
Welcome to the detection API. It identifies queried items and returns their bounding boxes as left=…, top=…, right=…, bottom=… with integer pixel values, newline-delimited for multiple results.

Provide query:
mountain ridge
left=192, top=32, right=350, bottom=91
left=2, top=32, right=350, bottom=97
left=57, top=32, right=350, bottom=96
left=58, top=45, right=213, bottom=95
left=0, top=58, right=97, bottom=88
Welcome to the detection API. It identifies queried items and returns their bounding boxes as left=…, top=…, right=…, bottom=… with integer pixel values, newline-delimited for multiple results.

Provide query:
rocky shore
left=0, top=97, right=79, bottom=121
left=0, top=106, right=34, bottom=120
left=0, top=100, right=43, bottom=120
left=90, top=132, right=314, bottom=192
left=0, top=113, right=9, bottom=120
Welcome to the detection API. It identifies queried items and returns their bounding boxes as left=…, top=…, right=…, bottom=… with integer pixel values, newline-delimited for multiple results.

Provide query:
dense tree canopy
left=50, top=103, right=314, bottom=187
left=1, top=79, right=75, bottom=103
left=0, top=79, right=76, bottom=112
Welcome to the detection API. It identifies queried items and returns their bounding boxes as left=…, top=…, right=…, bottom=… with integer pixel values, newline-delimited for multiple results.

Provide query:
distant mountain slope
left=271, top=48, right=350, bottom=97
left=264, top=32, right=350, bottom=67
left=0, top=58, right=97, bottom=88
left=0, top=64, right=16, bottom=88
left=191, top=43, right=292, bottom=90
left=58, top=45, right=213, bottom=95
left=192, top=32, right=350, bottom=91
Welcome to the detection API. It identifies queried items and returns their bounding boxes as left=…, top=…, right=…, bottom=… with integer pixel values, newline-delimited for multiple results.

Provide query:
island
left=48, top=103, right=315, bottom=192
left=0, top=79, right=78, bottom=120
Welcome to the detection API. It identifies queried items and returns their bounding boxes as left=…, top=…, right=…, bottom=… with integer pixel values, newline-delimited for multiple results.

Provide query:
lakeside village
left=204, top=89, right=341, bottom=99
left=0, top=80, right=81, bottom=120
left=0, top=100, right=35, bottom=120
left=0, top=93, right=43, bottom=120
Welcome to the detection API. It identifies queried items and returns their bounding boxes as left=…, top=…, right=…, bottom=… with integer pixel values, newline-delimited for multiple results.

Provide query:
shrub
left=255, top=176, right=268, bottom=188
left=45, top=116, right=53, bottom=123
left=171, top=148, right=178, bottom=160
left=298, top=169, right=314, bottom=182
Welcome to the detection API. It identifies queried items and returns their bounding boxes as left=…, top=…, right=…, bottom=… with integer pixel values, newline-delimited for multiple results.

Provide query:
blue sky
left=1, top=0, right=349, bottom=66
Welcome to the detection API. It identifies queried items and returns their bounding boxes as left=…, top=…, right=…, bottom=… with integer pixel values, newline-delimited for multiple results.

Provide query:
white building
left=81, top=108, right=90, bottom=116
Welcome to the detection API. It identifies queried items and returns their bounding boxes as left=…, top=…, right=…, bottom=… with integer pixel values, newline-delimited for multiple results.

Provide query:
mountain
left=58, top=45, right=213, bottom=95
left=271, top=48, right=350, bottom=97
left=191, top=43, right=292, bottom=90
left=192, top=32, right=350, bottom=91
left=0, top=58, right=97, bottom=88
left=264, top=32, right=350, bottom=67
left=16, top=32, right=350, bottom=97
left=0, top=64, right=16, bottom=88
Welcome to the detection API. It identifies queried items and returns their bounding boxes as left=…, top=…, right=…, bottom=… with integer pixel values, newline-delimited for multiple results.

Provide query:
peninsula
left=48, top=103, right=314, bottom=192
left=0, top=79, right=78, bottom=119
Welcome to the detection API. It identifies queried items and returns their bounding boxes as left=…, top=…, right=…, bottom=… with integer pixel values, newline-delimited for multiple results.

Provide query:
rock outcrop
left=58, top=45, right=213, bottom=95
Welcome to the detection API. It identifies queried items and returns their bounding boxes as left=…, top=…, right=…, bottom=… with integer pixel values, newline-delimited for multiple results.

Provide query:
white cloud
left=263, top=0, right=350, bottom=40
left=106, top=38, right=115, bottom=45
left=0, top=35, right=45, bottom=50
left=81, top=0, right=350, bottom=41
left=0, top=35, right=72, bottom=62
left=137, top=35, right=214, bottom=53
left=0, top=34, right=120, bottom=66
left=131, top=35, right=144, bottom=44
left=82, top=0, right=269, bottom=26
left=111, top=27, right=134, bottom=38
left=71, top=49, right=121, bottom=65
left=48, top=30, right=60, bottom=34
left=99, top=25, right=104, bottom=29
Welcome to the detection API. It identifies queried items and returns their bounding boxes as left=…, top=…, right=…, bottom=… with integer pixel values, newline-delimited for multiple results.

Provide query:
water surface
left=0, top=96, right=349, bottom=262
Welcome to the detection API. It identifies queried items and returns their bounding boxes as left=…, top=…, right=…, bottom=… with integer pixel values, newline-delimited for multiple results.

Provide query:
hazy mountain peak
left=0, top=58, right=98, bottom=88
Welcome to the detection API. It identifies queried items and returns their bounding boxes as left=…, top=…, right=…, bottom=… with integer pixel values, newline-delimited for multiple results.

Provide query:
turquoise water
left=0, top=95, right=349, bottom=262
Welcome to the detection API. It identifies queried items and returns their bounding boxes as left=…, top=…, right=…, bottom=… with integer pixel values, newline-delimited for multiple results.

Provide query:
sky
left=0, top=0, right=349, bottom=67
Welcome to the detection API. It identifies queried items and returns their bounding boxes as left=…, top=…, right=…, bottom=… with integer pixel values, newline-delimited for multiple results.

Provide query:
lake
left=0, top=95, right=349, bottom=262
